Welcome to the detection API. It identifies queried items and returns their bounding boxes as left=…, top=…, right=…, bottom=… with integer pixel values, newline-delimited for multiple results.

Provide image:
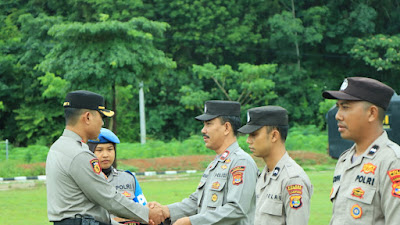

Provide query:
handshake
left=147, top=201, right=169, bottom=225
left=147, top=202, right=191, bottom=225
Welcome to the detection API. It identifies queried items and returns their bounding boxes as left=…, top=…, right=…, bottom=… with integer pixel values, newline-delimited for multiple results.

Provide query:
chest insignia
left=351, top=204, right=362, bottom=219
left=212, top=181, right=220, bottom=189
left=90, top=159, right=101, bottom=175
left=221, top=165, right=227, bottom=170
left=122, top=191, right=131, bottom=197
left=289, top=195, right=302, bottom=209
left=225, top=159, right=231, bottom=164
left=212, top=194, right=218, bottom=202
left=361, top=163, right=377, bottom=174
left=351, top=187, right=365, bottom=199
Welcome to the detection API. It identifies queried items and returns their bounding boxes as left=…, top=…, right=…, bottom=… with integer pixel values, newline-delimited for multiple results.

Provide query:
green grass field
left=0, top=170, right=333, bottom=225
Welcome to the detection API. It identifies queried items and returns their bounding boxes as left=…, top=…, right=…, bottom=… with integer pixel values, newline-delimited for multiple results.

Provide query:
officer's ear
left=366, top=104, right=379, bottom=123
left=224, top=121, right=232, bottom=136
left=82, top=111, right=92, bottom=125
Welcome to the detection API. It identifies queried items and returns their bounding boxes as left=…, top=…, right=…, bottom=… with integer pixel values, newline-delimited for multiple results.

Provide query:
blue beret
left=88, top=128, right=120, bottom=144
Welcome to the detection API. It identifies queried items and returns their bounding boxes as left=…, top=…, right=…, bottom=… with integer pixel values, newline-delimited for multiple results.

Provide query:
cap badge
left=340, top=79, right=348, bottom=90
left=63, top=102, right=70, bottom=106
left=247, top=111, right=251, bottom=123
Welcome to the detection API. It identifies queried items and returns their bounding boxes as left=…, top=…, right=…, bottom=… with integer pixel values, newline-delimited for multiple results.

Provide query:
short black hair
left=267, top=125, right=289, bottom=142
left=64, top=108, right=85, bottom=125
left=219, top=115, right=241, bottom=136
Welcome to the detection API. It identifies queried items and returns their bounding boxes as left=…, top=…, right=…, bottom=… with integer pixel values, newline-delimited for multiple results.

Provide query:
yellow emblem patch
left=351, top=187, right=365, bottom=199
left=122, top=191, right=131, bottom=197
left=90, top=159, right=101, bottom=175
left=212, top=194, right=218, bottom=202
left=212, top=181, right=220, bottom=189
left=221, top=165, right=227, bottom=169
left=361, top=163, right=377, bottom=174
left=286, top=184, right=303, bottom=195
left=351, top=204, right=362, bottom=219
left=289, top=195, right=302, bottom=209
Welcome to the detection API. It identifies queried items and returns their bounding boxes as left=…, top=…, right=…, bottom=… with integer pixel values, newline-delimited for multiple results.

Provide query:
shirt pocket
left=206, top=179, right=227, bottom=209
left=260, top=199, right=283, bottom=216
left=345, top=184, right=376, bottom=224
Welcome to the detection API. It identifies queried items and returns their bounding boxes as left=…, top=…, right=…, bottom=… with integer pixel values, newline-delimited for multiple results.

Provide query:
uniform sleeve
left=167, top=191, right=199, bottom=221
left=189, top=159, right=258, bottom=225
left=282, top=177, right=312, bottom=225
left=380, top=158, right=400, bottom=225
left=70, top=152, right=149, bottom=223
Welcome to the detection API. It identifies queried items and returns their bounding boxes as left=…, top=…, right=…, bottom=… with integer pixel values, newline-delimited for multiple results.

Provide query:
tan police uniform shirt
left=255, top=152, right=313, bottom=225
left=46, top=129, right=149, bottom=224
left=330, top=131, right=400, bottom=225
left=167, top=142, right=258, bottom=225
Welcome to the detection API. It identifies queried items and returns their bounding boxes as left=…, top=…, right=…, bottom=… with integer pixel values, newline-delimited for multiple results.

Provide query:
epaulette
left=286, top=163, right=302, bottom=179
left=388, top=142, right=400, bottom=159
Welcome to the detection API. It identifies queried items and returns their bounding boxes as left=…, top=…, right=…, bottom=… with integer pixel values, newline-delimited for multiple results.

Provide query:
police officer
left=322, top=77, right=400, bottom=225
left=238, top=106, right=313, bottom=225
left=150, top=100, right=259, bottom=225
left=88, top=128, right=147, bottom=225
left=46, top=90, right=165, bottom=225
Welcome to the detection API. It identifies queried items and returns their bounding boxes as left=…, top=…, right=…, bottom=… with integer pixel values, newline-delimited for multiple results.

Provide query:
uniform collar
left=217, top=141, right=240, bottom=162
left=269, top=152, right=290, bottom=180
left=342, top=131, right=389, bottom=168
left=62, top=129, right=89, bottom=149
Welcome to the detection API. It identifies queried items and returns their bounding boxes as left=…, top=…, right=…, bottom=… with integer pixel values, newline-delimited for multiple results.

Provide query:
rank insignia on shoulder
left=351, top=204, right=362, bottom=219
left=286, top=184, right=303, bottom=195
left=272, top=167, right=280, bottom=176
left=361, top=163, right=377, bottom=174
left=289, top=195, right=302, bottom=209
left=367, top=145, right=379, bottom=156
left=122, top=191, right=131, bottom=197
left=90, top=159, right=101, bottom=175
left=220, top=150, right=230, bottom=160
left=351, top=187, right=365, bottom=199
left=212, top=194, right=218, bottom=202
left=212, top=181, right=220, bottom=189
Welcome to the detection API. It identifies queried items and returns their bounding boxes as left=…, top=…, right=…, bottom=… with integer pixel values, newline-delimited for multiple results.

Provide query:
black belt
left=53, top=218, right=110, bottom=225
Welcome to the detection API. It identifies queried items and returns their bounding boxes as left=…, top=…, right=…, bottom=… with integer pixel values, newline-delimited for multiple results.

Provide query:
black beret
left=63, top=90, right=114, bottom=117
left=322, top=77, right=394, bottom=110
left=238, top=106, right=288, bottom=134
left=195, top=100, right=240, bottom=121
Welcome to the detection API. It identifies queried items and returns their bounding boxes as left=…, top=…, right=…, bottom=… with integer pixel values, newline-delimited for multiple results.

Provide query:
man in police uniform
left=322, top=77, right=400, bottom=225
left=238, top=106, right=313, bottom=225
left=46, top=90, right=165, bottom=225
left=150, top=100, right=259, bottom=225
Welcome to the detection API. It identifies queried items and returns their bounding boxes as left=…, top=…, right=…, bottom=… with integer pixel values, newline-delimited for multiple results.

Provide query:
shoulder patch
left=90, top=158, right=101, bottom=175
left=230, top=166, right=245, bottom=185
left=388, top=142, right=400, bottom=159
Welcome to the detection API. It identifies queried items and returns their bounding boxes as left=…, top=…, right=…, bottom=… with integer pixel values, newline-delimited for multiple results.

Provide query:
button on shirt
left=46, top=129, right=149, bottom=224
left=255, top=152, right=313, bottom=225
left=330, top=131, right=400, bottom=225
left=167, top=142, right=259, bottom=225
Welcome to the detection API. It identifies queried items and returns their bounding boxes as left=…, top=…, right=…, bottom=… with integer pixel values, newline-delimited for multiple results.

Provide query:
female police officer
left=88, top=128, right=147, bottom=224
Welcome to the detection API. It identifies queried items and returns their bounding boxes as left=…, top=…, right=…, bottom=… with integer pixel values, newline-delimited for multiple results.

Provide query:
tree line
left=1, top=0, right=399, bottom=146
